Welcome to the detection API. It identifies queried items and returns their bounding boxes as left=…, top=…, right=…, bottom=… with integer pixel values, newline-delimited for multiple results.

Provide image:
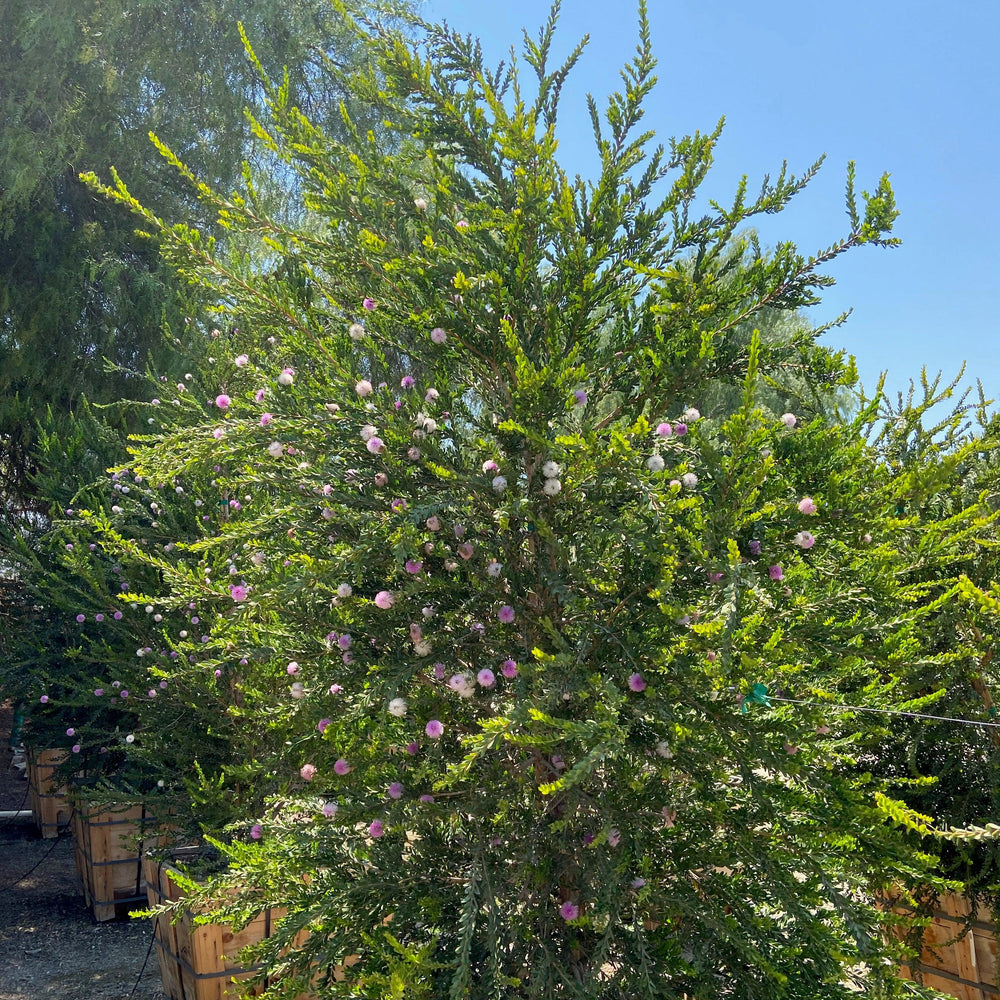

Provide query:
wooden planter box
left=894, top=893, right=1000, bottom=1000
left=25, top=747, right=71, bottom=839
left=143, top=854, right=313, bottom=1000
left=72, top=801, right=167, bottom=921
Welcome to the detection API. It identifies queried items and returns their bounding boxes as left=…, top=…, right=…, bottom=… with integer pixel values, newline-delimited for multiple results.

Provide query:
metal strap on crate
left=145, top=856, right=278, bottom=989
left=150, top=937, right=264, bottom=981
left=79, top=802, right=149, bottom=908
left=900, top=961, right=1000, bottom=997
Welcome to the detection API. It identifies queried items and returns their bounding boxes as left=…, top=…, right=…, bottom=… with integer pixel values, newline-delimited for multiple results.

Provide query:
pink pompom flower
left=628, top=673, right=647, bottom=692
left=797, top=497, right=817, bottom=514
left=793, top=531, right=816, bottom=549
left=559, top=901, right=579, bottom=921
left=374, top=590, right=395, bottom=609
left=425, top=719, right=444, bottom=739
left=497, top=605, right=515, bottom=624
left=215, top=394, right=230, bottom=409
left=768, top=565, right=785, bottom=581
left=334, top=758, right=351, bottom=775
left=300, top=763, right=317, bottom=781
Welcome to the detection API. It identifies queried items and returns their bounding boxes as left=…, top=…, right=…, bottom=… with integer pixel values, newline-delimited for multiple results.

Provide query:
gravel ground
left=0, top=703, right=169, bottom=1000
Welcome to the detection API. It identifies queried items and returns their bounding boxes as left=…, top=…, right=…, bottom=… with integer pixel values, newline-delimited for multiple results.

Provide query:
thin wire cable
left=766, top=694, right=1000, bottom=730
left=0, top=780, right=31, bottom=828
left=0, top=829, right=68, bottom=893
left=126, top=924, right=158, bottom=1000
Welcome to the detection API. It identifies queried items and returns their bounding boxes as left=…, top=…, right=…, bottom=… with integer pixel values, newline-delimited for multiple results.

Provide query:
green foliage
left=19, top=4, right=1000, bottom=998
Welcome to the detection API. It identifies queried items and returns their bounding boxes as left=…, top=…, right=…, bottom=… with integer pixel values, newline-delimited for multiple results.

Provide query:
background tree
left=0, top=0, right=394, bottom=514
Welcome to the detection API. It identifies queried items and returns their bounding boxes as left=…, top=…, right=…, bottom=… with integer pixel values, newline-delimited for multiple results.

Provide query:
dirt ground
left=0, top=702, right=169, bottom=1000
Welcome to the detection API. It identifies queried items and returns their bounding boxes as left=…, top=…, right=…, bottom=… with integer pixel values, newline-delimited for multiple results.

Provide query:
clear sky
left=424, top=0, right=999, bottom=405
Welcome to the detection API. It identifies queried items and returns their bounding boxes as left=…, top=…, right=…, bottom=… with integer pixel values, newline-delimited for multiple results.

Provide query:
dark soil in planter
left=0, top=702, right=168, bottom=1000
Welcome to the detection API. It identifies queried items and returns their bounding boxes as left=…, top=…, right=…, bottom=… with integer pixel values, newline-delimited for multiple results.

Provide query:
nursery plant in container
left=74, top=3, right=1000, bottom=998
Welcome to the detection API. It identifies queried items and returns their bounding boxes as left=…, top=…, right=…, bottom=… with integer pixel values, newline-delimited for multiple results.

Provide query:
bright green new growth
left=51, top=3, right=1000, bottom=998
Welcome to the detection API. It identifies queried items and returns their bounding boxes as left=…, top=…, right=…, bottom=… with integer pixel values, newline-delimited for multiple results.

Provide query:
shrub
left=68, top=4, right=1000, bottom=996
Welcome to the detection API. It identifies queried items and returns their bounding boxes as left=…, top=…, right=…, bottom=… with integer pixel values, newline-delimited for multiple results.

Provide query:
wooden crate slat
left=145, top=858, right=187, bottom=1000
left=976, top=927, right=1000, bottom=993
left=72, top=801, right=164, bottom=921
left=892, top=892, right=1000, bottom=1000
left=26, top=748, right=71, bottom=838
left=903, top=964, right=987, bottom=1000
left=142, top=855, right=317, bottom=1000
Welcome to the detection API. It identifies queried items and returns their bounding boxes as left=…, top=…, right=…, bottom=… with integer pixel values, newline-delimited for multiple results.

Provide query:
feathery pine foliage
left=49, top=3, right=1000, bottom=997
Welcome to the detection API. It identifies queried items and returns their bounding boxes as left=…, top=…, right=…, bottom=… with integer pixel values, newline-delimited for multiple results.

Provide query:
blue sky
left=424, top=0, right=999, bottom=405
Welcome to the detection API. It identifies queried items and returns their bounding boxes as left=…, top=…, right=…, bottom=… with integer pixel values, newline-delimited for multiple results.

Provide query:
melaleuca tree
left=0, top=385, right=305, bottom=831
left=0, top=396, right=209, bottom=806
left=71, top=4, right=986, bottom=998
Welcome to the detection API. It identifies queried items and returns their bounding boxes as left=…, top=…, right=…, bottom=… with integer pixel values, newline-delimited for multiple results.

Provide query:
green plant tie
left=741, top=682, right=771, bottom=714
